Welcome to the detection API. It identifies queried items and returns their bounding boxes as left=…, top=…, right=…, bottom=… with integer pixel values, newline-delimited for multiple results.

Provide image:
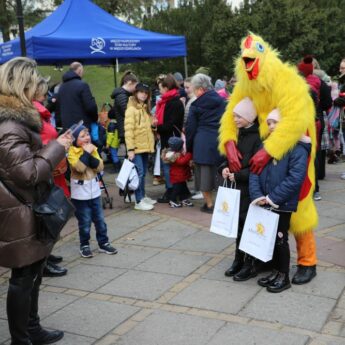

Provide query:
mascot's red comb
left=244, top=35, right=253, bottom=49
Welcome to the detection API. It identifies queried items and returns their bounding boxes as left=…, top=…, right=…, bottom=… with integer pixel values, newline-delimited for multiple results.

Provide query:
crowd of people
left=0, top=34, right=345, bottom=343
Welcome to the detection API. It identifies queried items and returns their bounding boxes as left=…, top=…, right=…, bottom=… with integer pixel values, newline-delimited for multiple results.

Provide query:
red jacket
left=33, top=101, right=70, bottom=197
left=170, top=152, right=192, bottom=184
left=33, top=101, right=58, bottom=144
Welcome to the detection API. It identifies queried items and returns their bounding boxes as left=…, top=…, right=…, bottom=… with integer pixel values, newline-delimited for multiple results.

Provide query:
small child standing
left=162, top=137, right=193, bottom=208
left=250, top=109, right=310, bottom=293
left=106, top=119, right=121, bottom=172
left=219, top=97, right=262, bottom=281
left=68, top=125, right=117, bottom=258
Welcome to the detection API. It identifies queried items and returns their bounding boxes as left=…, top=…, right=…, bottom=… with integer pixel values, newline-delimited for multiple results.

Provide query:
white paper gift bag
left=239, top=205, right=280, bottom=262
left=210, top=181, right=240, bottom=238
left=153, top=141, right=161, bottom=176
left=115, top=159, right=135, bottom=190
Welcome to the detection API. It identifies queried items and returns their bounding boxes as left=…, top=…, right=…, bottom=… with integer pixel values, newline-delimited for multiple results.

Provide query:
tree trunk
left=0, top=0, right=12, bottom=42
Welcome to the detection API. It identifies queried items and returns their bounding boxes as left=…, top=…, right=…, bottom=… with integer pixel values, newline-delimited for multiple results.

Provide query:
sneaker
left=99, top=243, right=118, bottom=255
left=169, top=200, right=182, bottom=208
left=80, top=246, right=93, bottom=258
left=142, top=196, right=157, bottom=205
left=191, top=191, right=204, bottom=200
left=182, top=199, right=194, bottom=207
left=340, top=173, right=345, bottom=180
left=313, top=192, right=322, bottom=201
left=134, top=201, right=154, bottom=211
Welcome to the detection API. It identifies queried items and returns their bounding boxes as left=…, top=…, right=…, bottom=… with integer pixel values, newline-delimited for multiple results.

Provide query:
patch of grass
left=38, top=65, right=120, bottom=108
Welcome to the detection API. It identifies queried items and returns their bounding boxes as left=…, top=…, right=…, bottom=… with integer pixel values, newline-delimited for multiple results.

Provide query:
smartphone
left=65, top=120, right=84, bottom=137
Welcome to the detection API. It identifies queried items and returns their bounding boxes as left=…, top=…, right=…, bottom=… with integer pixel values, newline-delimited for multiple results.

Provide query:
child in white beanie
left=218, top=97, right=262, bottom=281
left=249, top=108, right=310, bottom=293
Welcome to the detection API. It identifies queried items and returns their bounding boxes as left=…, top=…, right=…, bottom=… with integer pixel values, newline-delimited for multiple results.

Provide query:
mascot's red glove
left=225, top=140, right=242, bottom=172
left=249, top=148, right=271, bottom=174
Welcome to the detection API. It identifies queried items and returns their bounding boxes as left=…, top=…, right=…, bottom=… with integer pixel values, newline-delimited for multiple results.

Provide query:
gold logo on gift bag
left=256, top=223, right=265, bottom=235
left=221, top=201, right=229, bottom=213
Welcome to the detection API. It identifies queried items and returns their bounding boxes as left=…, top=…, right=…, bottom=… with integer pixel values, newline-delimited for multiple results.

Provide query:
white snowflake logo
left=90, top=37, right=106, bottom=54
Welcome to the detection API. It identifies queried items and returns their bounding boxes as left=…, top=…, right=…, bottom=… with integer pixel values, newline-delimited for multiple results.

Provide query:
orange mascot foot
left=292, top=231, right=317, bottom=285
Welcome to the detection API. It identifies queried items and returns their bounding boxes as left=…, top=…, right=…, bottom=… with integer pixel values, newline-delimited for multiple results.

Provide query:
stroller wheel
left=102, top=197, right=106, bottom=209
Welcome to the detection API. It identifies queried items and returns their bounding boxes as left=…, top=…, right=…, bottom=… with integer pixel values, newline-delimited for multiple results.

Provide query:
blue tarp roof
left=0, top=0, right=186, bottom=65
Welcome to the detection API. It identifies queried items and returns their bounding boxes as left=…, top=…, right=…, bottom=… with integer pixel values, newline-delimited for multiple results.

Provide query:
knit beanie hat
left=215, top=79, right=226, bottom=90
left=266, top=108, right=281, bottom=122
left=195, top=66, right=210, bottom=76
left=173, top=72, right=184, bottom=82
left=297, top=56, right=314, bottom=78
left=168, top=136, right=184, bottom=152
left=233, top=97, right=257, bottom=123
left=72, top=124, right=87, bottom=146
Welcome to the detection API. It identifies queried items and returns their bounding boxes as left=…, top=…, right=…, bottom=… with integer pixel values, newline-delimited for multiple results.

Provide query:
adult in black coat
left=155, top=74, right=184, bottom=203
left=156, top=96, right=184, bottom=149
left=57, top=62, right=98, bottom=130
left=110, top=71, right=138, bottom=142
left=186, top=74, right=226, bottom=213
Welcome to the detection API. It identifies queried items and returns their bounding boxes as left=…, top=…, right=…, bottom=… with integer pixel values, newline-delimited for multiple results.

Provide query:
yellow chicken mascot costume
left=219, top=33, right=318, bottom=284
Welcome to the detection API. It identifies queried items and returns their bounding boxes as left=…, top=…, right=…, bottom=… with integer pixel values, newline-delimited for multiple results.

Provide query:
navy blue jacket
left=249, top=142, right=310, bottom=212
left=186, top=90, right=225, bottom=165
left=57, top=71, right=98, bottom=130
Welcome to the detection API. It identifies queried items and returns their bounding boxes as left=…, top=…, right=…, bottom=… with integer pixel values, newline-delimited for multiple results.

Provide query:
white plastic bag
left=239, top=205, right=280, bottom=262
left=115, top=159, right=135, bottom=190
left=210, top=181, right=240, bottom=238
left=127, top=166, right=139, bottom=191
left=153, top=141, right=161, bottom=176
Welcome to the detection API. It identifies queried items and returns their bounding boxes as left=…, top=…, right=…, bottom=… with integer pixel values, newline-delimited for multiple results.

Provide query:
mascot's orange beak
left=243, top=57, right=259, bottom=80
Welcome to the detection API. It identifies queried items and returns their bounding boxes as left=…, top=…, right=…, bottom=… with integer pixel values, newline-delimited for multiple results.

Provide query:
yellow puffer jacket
left=124, top=97, right=155, bottom=154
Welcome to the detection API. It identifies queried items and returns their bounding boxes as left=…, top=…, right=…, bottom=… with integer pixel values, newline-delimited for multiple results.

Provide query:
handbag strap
left=172, top=125, right=183, bottom=137
left=0, top=177, right=54, bottom=207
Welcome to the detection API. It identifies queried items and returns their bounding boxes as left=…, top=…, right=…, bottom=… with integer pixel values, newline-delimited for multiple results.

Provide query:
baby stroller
left=98, top=173, right=113, bottom=209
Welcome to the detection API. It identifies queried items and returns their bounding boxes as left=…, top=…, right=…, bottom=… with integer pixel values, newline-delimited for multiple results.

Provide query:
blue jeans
left=109, top=147, right=119, bottom=164
left=133, top=153, right=148, bottom=203
left=162, top=161, right=172, bottom=189
left=72, top=197, right=109, bottom=247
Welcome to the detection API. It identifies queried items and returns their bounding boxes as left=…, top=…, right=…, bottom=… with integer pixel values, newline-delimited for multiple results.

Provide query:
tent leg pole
left=184, top=56, right=188, bottom=78
left=113, top=61, right=117, bottom=88
left=115, top=58, right=120, bottom=88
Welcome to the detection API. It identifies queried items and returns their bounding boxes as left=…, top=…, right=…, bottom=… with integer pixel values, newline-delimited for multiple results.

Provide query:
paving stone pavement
left=0, top=163, right=345, bottom=345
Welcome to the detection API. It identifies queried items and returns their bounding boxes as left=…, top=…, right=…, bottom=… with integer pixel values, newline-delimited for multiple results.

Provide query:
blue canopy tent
left=0, top=0, right=187, bottom=77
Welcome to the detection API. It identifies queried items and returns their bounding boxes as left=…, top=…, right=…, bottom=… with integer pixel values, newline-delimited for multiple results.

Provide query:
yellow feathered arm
left=263, top=66, right=316, bottom=160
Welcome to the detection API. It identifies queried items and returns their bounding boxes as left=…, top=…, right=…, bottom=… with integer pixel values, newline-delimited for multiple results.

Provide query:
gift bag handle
left=222, top=178, right=236, bottom=190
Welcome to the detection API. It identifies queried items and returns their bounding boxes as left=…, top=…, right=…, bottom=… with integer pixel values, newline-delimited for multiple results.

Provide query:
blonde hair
left=0, top=57, right=42, bottom=107
left=34, top=77, right=50, bottom=100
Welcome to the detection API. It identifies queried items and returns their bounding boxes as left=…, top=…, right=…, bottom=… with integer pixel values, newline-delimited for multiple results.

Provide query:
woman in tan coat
left=0, top=57, right=72, bottom=345
left=125, top=83, right=155, bottom=211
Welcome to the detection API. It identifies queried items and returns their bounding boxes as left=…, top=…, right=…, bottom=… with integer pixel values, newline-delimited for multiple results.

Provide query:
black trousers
left=317, top=150, right=326, bottom=180
left=171, top=182, right=191, bottom=202
left=7, top=258, right=45, bottom=345
left=272, top=211, right=292, bottom=274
